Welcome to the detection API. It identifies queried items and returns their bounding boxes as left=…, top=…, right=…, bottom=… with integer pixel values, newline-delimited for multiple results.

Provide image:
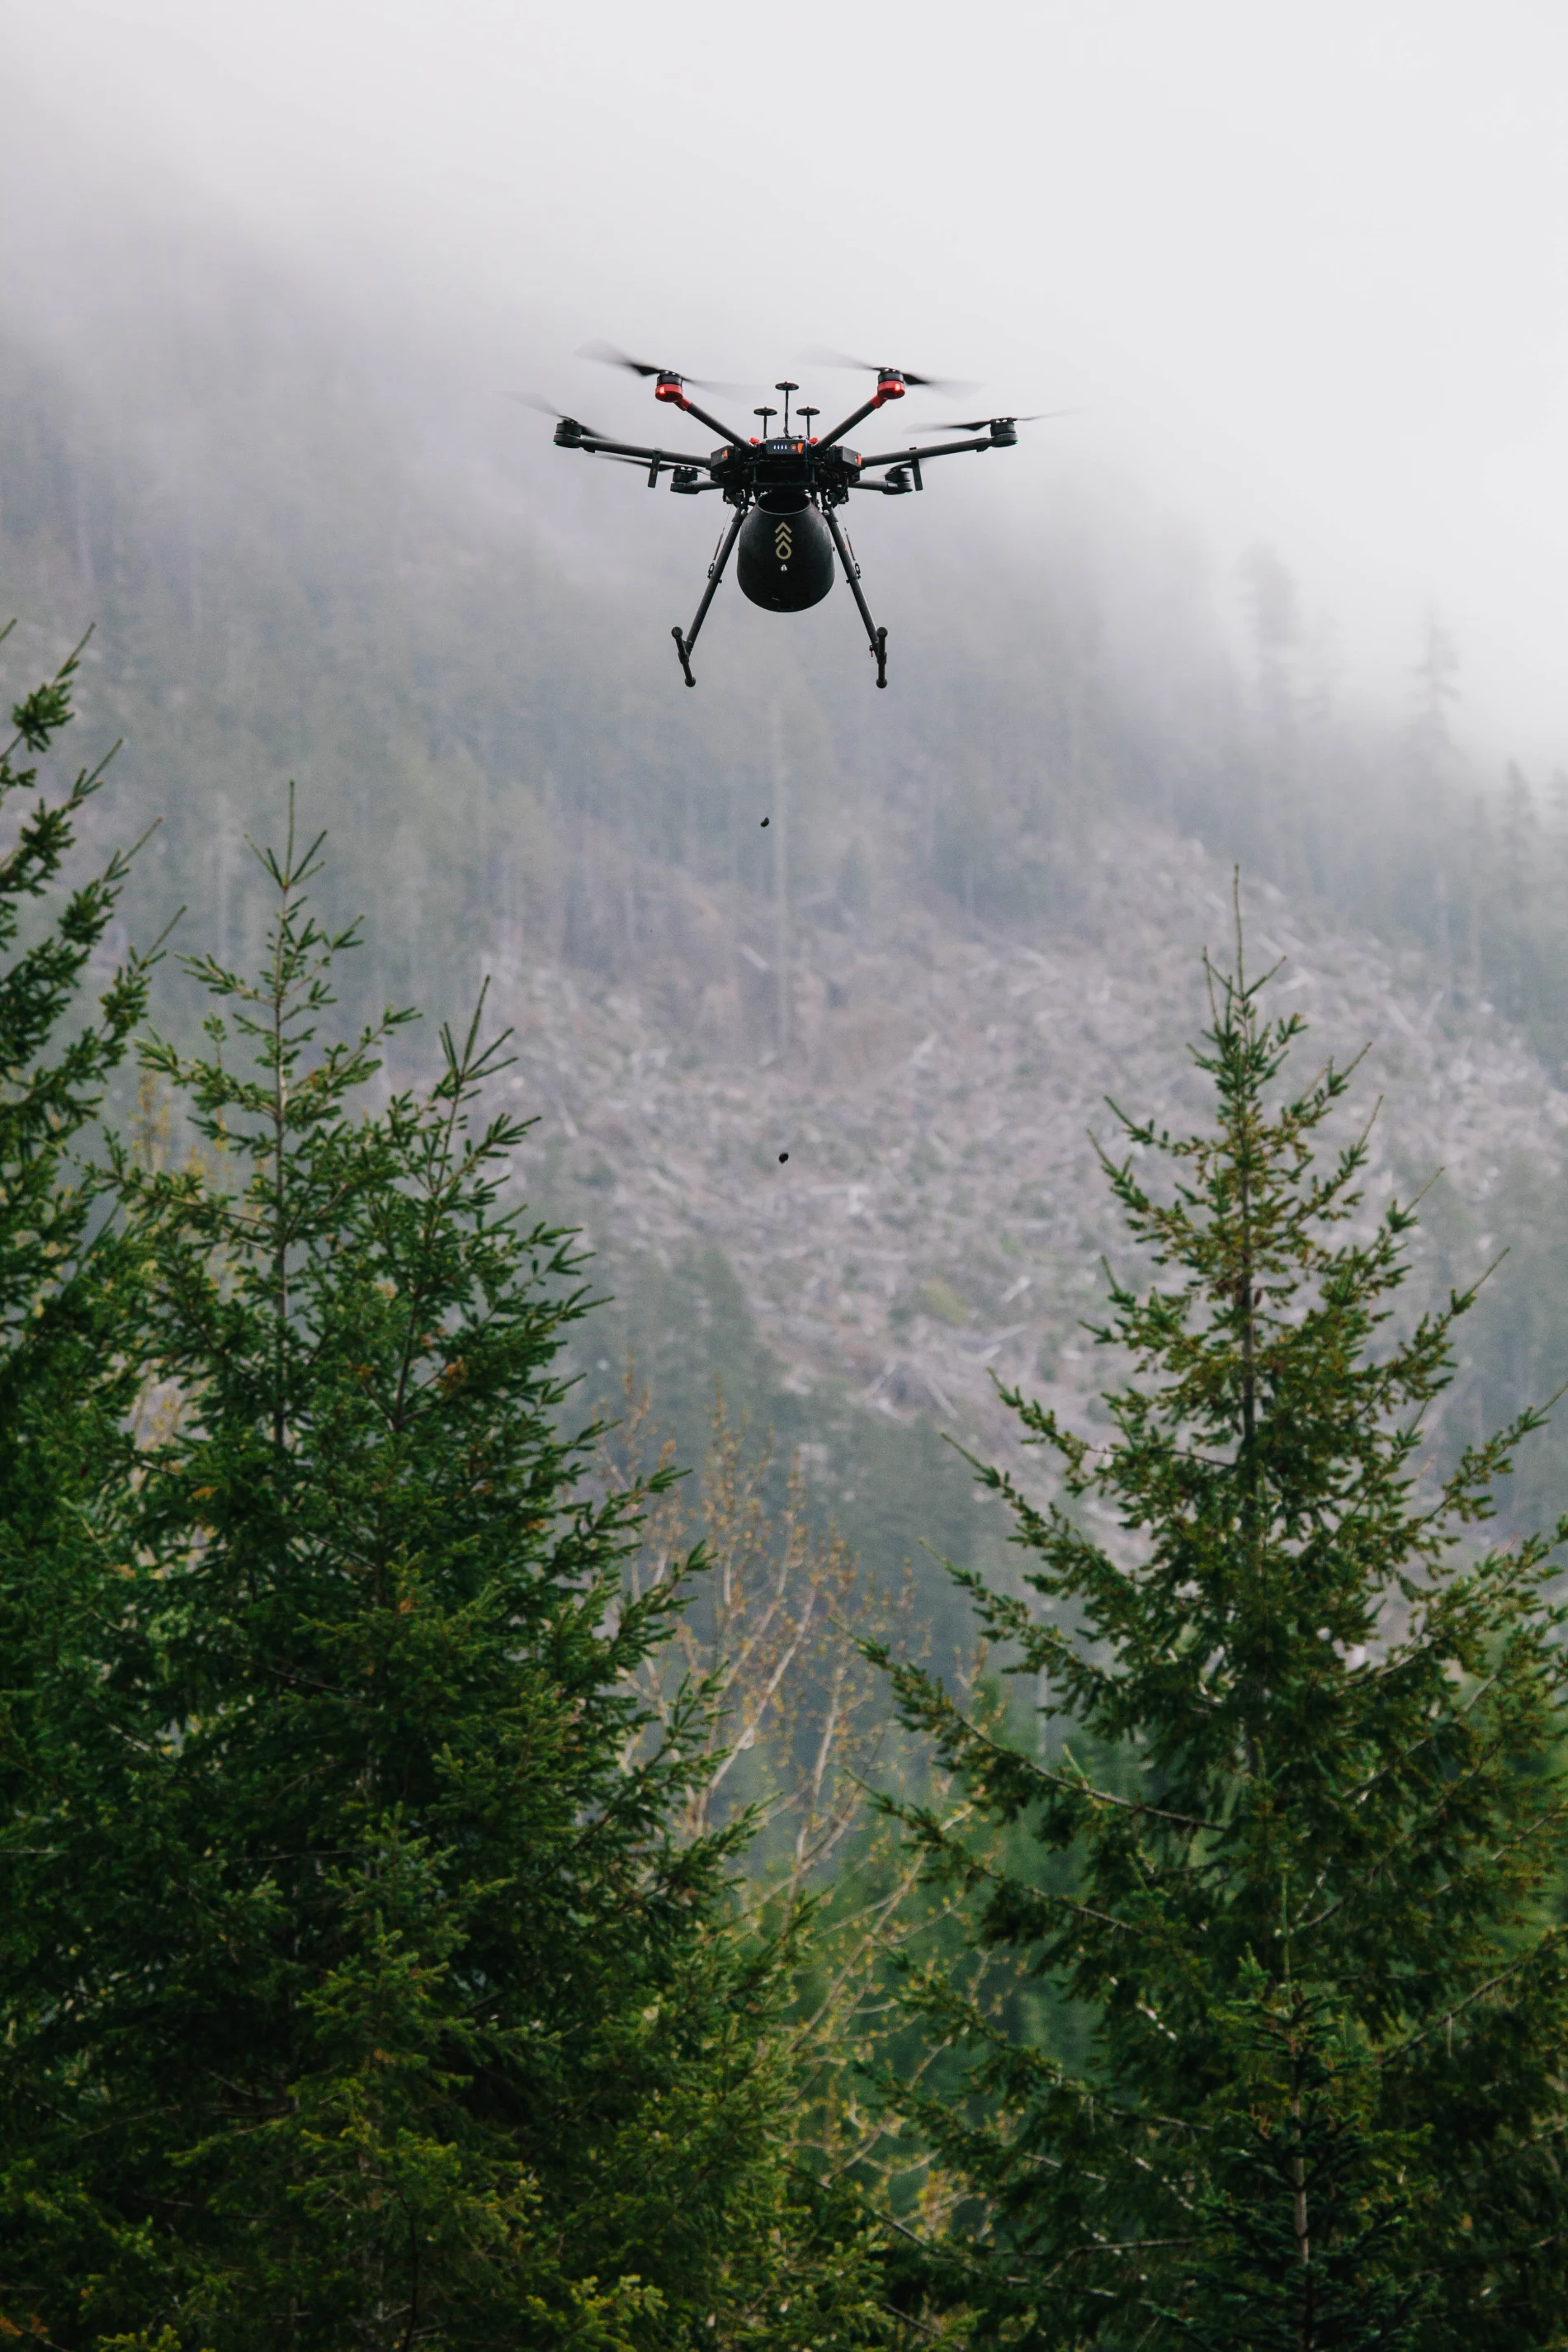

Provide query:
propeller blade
left=803, top=345, right=978, bottom=395
left=508, top=392, right=610, bottom=435
left=577, top=341, right=748, bottom=393
left=579, top=339, right=664, bottom=377
left=910, top=407, right=1085, bottom=432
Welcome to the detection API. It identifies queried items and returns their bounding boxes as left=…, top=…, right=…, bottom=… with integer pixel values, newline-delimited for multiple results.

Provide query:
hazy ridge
left=5, top=210, right=1568, bottom=1602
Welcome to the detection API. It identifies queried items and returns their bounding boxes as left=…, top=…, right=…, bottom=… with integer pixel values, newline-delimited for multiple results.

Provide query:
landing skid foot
left=873, top=626, right=888, bottom=688
left=672, top=626, right=696, bottom=687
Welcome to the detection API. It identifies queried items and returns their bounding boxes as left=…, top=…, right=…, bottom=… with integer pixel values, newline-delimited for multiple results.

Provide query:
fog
left=10, top=0, right=1568, bottom=765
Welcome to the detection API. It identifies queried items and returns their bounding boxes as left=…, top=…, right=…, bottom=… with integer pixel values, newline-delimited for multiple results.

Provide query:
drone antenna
left=800, top=404, right=819, bottom=442
left=754, top=404, right=777, bottom=440
left=776, top=380, right=798, bottom=437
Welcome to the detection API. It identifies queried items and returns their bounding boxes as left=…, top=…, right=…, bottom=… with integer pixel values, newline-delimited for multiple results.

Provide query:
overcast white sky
left=11, top=0, right=1568, bottom=765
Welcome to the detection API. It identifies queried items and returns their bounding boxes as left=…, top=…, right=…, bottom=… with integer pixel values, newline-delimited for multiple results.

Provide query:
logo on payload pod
left=774, top=522, right=793, bottom=563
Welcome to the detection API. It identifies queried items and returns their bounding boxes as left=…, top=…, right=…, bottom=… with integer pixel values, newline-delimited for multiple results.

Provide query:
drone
left=535, top=347, right=1061, bottom=689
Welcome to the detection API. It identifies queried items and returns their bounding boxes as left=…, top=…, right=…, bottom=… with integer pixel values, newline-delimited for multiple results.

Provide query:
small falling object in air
left=777, top=1151, right=789, bottom=1164
left=761, top=816, right=770, bottom=827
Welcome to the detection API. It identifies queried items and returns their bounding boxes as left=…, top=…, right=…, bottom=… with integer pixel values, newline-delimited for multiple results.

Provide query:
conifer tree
left=0, top=627, right=159, bottom=2318
left=877, top=922, right=1568, bottom=2350
left=26, top=806, right=887, bottom=2351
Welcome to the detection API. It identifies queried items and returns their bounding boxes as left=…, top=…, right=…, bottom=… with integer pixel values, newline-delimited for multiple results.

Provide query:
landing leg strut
left=672, top=503, right=746, bottom=687
left=822, top=503, right=890, bottom=687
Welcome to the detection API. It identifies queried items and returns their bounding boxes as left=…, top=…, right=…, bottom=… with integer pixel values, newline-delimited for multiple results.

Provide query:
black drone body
left=545, top=353, right=1045, bottom=688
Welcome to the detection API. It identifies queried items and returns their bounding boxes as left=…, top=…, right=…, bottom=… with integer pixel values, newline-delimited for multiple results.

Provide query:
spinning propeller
left=804, top=347, right=977, bottom=395
left=509, top=391, right=607, bottom=435
left=912, top=408, right=1084, bottom=432
left=578, top=342, right=748, bottom=393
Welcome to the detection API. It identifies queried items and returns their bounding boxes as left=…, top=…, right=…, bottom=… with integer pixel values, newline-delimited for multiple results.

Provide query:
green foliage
left=1164, top=1967, right=1425, bottom=2352
left=876, top=925, right=1568, bottom=2348
left=0, top=622, right=149, bottom=1335
left=0, top=795, right=893, bottom=2348
left=0, top=629, right=161, bottom=2345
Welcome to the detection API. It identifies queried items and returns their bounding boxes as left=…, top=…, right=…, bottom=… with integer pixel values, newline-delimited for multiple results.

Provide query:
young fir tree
left=876, top=929, right=1568, bottom=2351
left=0, top=628, right=161, bottom=2318
left=33, top=807, right=889, bottom=2352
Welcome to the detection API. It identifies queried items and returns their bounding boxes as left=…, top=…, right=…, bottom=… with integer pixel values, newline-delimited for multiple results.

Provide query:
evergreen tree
left=17, top=806, right=886, bottom=2350
left=0, top=627, right=160, bottom=2326
left=876, top=923, right=1568, bottom=2350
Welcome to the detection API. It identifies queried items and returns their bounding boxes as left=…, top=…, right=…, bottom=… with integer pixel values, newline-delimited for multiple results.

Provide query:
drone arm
left=815, top=394, right=890, bottom=451
left=654, top=389, right=753, bottom=446
left=576, top=433, right=715, bottom=469
left=857, top=436, right=994, bottom=468
left=680, top=398, right=752, bottom=445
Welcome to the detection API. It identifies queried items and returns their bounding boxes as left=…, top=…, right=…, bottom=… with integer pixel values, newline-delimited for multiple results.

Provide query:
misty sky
left=11, top=0, right=1568, bottom=767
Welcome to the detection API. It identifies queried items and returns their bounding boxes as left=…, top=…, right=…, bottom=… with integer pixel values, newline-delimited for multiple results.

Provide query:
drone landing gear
left=822, top=504, right=889, bottom=687
left=673, top=503, right=746, bottom=687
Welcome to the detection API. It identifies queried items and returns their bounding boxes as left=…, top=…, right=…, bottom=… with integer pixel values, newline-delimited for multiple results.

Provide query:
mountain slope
left=3, top=211, right=1567, bottom=1586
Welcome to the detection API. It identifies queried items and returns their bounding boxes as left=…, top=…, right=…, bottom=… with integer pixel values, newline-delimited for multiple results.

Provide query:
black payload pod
left=736, top=499, right=835, bottom=612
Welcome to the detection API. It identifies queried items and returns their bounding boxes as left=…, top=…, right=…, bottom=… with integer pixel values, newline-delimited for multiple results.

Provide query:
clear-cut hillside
left=500, top=818, right=1568, bottom=1521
